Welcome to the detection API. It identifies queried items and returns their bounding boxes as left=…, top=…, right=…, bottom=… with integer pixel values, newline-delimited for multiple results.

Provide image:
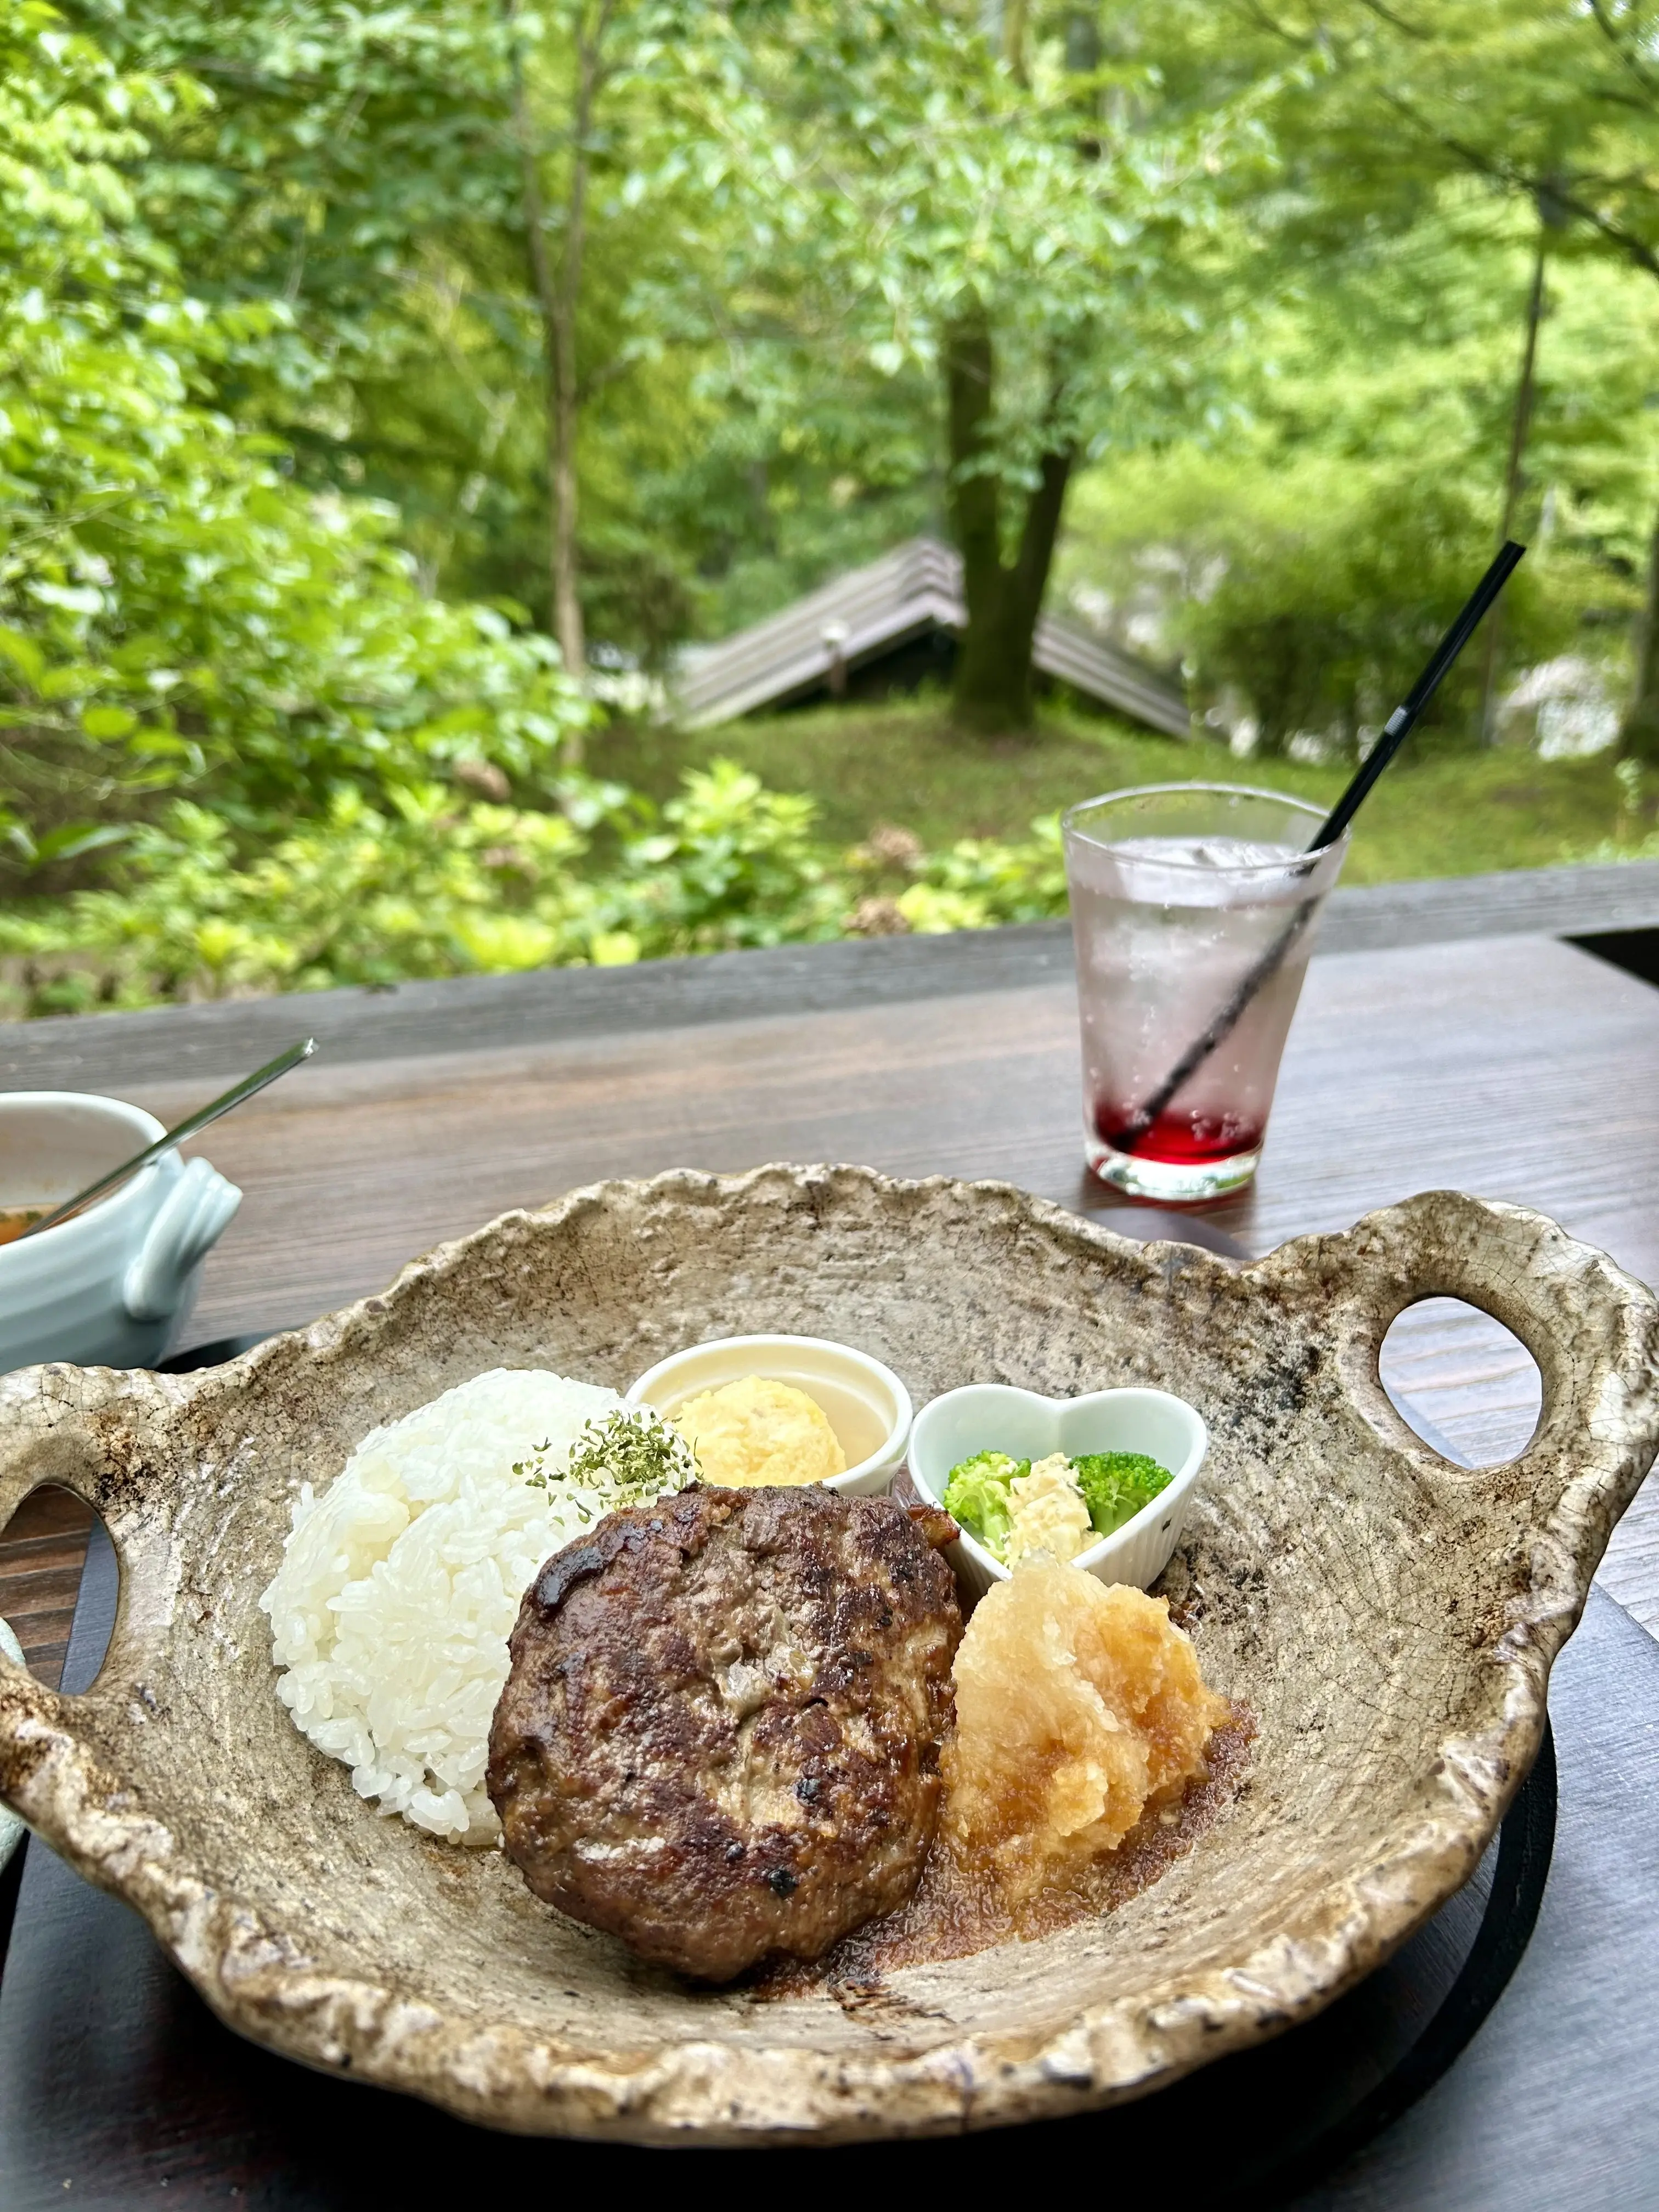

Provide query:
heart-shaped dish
left=0, top=1165, right=1654, bottom=2146
left=909, top=1382, right=1207, bottom=1598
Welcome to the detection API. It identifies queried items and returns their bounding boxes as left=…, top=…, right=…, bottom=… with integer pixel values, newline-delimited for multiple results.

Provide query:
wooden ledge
left=3, top=856, right=1658, bottom=1090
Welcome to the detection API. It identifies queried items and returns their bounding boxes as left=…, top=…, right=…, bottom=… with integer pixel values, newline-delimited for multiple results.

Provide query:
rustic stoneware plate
left=0, top=1166, right=1654, bottom=2147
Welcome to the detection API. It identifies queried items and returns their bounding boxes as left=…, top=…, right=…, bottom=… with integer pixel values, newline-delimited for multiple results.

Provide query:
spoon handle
left=20, top=1036, right=315, bottom=1239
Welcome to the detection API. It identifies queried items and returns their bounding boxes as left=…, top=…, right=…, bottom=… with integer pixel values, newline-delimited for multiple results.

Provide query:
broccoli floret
left=1073, top=1451, right=1173, bottom=1537
left=941, top=1449, right=1027, bottom=1556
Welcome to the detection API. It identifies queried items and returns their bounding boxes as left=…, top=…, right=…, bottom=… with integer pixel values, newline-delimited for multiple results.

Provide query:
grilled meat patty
left=487, top=1482, right=962, bottom=1982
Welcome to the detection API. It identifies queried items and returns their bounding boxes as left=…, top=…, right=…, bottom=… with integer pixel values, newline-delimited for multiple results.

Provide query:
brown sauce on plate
left=756, top=1703, right=1256, bottom=1997
left=0, top=1209, right=46, bottom=1246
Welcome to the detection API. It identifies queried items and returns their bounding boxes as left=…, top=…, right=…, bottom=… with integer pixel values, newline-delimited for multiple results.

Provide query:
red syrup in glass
left=1092, top=1100, right=1265, bottom=1165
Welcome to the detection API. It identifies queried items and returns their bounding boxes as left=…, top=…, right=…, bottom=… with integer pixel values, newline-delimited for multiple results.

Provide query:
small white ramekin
left=625, top=1333, right=912, bottom=1496
left=907, top=1381, right=1207, bottom=1600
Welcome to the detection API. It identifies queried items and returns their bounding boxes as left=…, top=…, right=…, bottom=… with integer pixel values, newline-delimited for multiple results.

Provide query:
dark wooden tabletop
left=81, top=924, right=1659, bottom=1626
left=2, top=913, right=1658, bottom=2203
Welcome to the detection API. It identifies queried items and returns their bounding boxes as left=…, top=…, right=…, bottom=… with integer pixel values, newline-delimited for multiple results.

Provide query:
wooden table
left=2, top=917, right=1658, bottom=2203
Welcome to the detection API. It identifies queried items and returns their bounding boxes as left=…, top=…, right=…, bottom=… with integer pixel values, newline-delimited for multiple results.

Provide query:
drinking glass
left=1062, top=783, right=1349, bottom=1200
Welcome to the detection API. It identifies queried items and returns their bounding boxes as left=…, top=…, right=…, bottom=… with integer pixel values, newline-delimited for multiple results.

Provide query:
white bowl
left=0, top=1092, right=241, bottom=1373
left=625, top=1332, right=912, bottom=1495
left=908, top=1381, right=1208, bottom=1599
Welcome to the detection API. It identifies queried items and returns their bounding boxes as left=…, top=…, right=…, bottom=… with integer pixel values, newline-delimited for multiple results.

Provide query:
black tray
left=8, top=1293, right=1658, bottom=2208
left=0, top=1508, right=1570, bottom=2210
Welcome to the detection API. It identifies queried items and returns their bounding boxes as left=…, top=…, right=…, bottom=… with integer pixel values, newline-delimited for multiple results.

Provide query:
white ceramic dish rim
left=0, top=1616, right=20, bottom=1870
left=0, top=1170, right=1653, bottom=2146
left=908, top=1380, right=1209, bottom=1584
left=0, top=1092, right=166, bottom=1254
left=624, top=1331, right=913, bottom=1492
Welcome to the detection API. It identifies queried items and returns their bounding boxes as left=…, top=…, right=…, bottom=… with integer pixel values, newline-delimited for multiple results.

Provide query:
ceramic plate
left=0, top=1166, right=1653, bottom=2145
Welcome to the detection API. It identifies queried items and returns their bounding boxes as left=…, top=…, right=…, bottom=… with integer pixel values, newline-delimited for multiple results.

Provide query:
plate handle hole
left=1378, top=1298, right=1542, bottom=1468
left=0, top=1485, right=116, bottom=1692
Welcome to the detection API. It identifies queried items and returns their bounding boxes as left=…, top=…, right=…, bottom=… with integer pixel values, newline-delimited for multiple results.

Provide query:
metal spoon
left=19, top=1036, right=315, bottom=1239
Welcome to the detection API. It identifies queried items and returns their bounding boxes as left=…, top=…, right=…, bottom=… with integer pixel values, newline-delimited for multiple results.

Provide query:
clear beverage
left=1063, top=786, right=1348, bottom=1200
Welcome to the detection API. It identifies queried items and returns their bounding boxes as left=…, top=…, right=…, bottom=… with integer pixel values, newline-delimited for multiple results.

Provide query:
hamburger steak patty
left=487, top=1482, right=962, bottom=1981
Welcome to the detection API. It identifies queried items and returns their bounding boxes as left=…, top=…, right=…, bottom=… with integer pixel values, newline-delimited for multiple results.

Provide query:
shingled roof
left=673, top=537, right=1190, bottom=737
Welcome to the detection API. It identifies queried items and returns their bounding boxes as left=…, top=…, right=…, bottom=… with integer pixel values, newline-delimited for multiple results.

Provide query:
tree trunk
left=549, top=5, right=607, bottom=684
left=1481, top=223, right=1547, bottom=742
left=1001, top=0, right=1031, bottom=78
left=1064, top=9, right=1101, bottom=72
left=1621, top=506, right=1659, bottom=763
left=509, top=19, right=571, bottom=666
left=507, top=0, right=603, bottom=711
left=945, top=312, right=1073, bottom=736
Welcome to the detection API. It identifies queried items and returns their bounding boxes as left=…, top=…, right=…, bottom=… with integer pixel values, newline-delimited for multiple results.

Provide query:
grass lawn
left=601, top=697, right=1644, bottom=885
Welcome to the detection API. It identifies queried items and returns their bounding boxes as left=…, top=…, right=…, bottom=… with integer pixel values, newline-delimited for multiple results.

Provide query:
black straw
left=1111, top=541, right=1527, bottom=1158
left=1311, top=540, right=1527, bottom=851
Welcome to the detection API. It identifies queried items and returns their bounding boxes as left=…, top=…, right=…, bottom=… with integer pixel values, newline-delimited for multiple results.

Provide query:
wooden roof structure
left=673, top=536, right=1190, bottom=736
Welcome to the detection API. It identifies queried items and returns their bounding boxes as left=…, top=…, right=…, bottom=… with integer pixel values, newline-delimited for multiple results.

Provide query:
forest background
left=5, top=0, right=1659, bottom=1017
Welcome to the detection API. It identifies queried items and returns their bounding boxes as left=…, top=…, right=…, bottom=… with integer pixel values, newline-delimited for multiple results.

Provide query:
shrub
left=0, top=2, right=588, bottom=898
left=0, top=764, right=1075, bottom=1017
left=1062, top=450, right=1585, bottom=756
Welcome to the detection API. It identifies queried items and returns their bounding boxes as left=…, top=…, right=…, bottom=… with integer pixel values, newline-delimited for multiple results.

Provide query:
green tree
left=81, top=0, right=731, bottom=695
left=1056, top=184, right=1651, bottom=752
left=674, top=0, right=1231, bottom=733
left=1226, top=0, right=1659, bottom=753
left=506, top=0, right=622, bottom=682
left=0, top=0, right=586, bottom=893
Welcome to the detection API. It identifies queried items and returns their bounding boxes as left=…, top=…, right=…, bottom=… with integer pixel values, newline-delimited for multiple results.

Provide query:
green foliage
left=4, top=689, right=1651, bottom=1019
left=81, top=0, right=751, bottom=661
left=0, top=0, right=588, bottom=893
left=616, top=697, right=1647, bottom=888
left=1077, top=455, right=1577, bottom=754
left=1238, top=0, right=1659, bottom=274
left=76, top=0, right=523, bottom=452
left=676, top=1, right=1233, bottom=476
left=895, top=816, right=1069, bottom=930
left=0, top=741, right=1085, bottom=1015
left=1056, top=176, right=1657, bottom=751
left=0, top=788, right=587, bottom=1010
left=658, top=0, right=1245, bottom=713
left=1189, top=483, right=1568, bottom=754
left=1167, top=0, right=1659, bottom=751
left=7, top=0, right=1659, bottom=1020
left=595, top=760, right=849, bottom=958
left=0, top=761, right=867, bottom=1014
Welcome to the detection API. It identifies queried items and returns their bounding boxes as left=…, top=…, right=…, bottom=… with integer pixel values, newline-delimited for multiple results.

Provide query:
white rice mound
left=259, top=1368, right=628, bottom=1846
